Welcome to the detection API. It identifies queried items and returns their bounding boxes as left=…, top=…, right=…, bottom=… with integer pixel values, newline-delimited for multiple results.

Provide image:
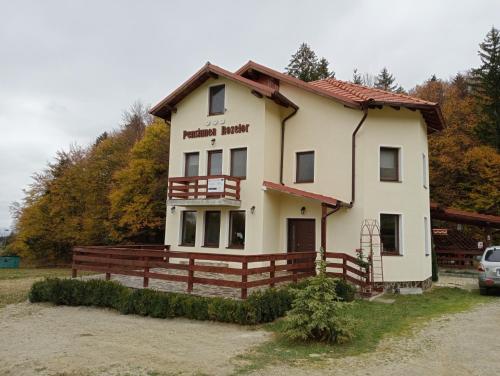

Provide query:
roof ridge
left=328, top=78, right=436, bottom=105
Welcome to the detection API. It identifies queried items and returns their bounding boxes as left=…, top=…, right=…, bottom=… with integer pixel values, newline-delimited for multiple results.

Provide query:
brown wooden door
left=287, top=219, right=316, bottom=252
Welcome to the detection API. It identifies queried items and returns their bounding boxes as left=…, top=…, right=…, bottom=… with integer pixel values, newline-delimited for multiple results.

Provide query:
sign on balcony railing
left=207, top=178, right=225, bottom=193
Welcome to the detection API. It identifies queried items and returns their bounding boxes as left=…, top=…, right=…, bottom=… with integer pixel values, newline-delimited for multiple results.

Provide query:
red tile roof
left=150, top=62, right=297, bottom=121
left=263, top=181, right=341, bottom=207
left=236, top=61, right=445, bottom=132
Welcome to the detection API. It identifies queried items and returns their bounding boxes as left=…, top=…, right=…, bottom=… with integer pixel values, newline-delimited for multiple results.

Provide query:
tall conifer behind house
left=285, top=43, right=334, bottom=82
left=472, top=26, right=500, bottom=151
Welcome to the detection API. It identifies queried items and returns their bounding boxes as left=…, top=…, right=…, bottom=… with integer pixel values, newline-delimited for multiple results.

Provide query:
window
left=207, top=150, right=222, bottom=176
left=180, top=211, right=196, bottom=246
left=380, top=147, right=399, bottom=182
left=184, top=152, right=199, bottom=177
left=424, top=216, right=430, bottom=256
left=485, top=248, right=500, bottom=262
left=380, top=214, right=401, bottom=255
left=228, top=211, right=246, bottom=248
left=422, top=153, right=428, bottom=188
left=204, top=211, right=221, bottom=247
left=230, top=148, right=247, bottom=179
left=296, top=151, right=314, bottom=183
left=209, top=85, right=225, bottom=115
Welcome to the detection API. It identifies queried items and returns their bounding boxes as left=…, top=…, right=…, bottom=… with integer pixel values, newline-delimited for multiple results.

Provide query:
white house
left=150, top=61, right=444, bottom=289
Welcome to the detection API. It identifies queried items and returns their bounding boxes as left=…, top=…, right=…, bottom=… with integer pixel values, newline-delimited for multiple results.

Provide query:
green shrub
left=291, top=276, right=356, bottom=302
left=282, top=262, right=355, bottom=343
left=334, top=279, right=357, bottom=302
left=29, top=278, right=294, bottom=325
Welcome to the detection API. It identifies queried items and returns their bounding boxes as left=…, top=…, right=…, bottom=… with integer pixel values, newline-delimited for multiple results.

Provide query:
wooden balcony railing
left=168, top=175, right=241, bottom=200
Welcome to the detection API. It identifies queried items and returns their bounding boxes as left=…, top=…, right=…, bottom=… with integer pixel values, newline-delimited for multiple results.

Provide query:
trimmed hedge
left=29, top=278, right=293, bottom=324
left=29, top=277, right=357, bottom=325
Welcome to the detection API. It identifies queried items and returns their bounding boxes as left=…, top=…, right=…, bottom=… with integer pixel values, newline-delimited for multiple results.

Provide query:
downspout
left=350, top=105, right=369, bottom=206
left=280, top=105, right=299, bottom=184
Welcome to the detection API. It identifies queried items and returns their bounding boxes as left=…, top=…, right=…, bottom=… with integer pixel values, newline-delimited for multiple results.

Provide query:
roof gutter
left=350, top=104, right=369, bottom=206
left=280, top=103, right=299, bottom=184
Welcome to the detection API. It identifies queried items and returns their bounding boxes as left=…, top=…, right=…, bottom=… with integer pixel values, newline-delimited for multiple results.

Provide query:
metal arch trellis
left=359, top=219, right=384, bottom=287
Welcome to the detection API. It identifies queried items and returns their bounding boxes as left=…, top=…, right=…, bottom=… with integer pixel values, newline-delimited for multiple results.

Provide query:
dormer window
left=209, top=85, right=225, bottom=115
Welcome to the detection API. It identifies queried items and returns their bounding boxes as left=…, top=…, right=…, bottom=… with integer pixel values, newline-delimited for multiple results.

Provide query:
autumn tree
left=285, top=43, right=335, bottom=82
left=412, top=73, right=500, bottom=216
left=9, top=102, right=164, bottom=264
left=472, top=26, right=500, bottom=151
left=109, top=118, right=170, bottom=243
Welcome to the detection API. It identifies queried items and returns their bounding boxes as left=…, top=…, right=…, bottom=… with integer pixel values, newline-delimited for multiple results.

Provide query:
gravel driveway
left=252, top=299, right=500, bottom=376
left=1, top=299, right=499, bottom=375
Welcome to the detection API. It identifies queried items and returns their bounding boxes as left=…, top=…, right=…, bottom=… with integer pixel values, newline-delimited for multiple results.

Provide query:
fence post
left=270, top=259, right=275, bottom=288
left=342, top=256, right=347, bottom=281
left=72, top=267, right=77, bottom=278
left=241, top=259, right=248, bottom=299
left=105, top=253, right=111, bottom=281
left=143, top=256, right=149, bottom=288
left=292, top=255, right=298, bottom=283
left=187, top=256, right=194, bottom=293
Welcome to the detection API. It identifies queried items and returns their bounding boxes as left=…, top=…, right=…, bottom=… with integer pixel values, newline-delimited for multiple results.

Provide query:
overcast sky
left=0, top=0, right=498, bottom=231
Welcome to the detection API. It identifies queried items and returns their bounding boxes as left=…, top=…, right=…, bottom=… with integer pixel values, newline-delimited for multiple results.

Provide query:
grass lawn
left=233, top=287, right=494, bottom=374
left=0, top=268, right=93, bottom=308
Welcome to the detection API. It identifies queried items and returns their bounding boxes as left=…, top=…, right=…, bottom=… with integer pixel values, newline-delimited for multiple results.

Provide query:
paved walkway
left=83, top=268, right=293, bottom=299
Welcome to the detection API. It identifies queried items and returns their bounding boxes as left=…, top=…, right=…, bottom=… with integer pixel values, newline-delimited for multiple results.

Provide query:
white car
left=478, top=246, right=500, bottom=295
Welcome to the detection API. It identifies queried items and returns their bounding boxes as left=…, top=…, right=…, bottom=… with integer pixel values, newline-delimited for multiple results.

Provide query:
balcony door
left=208, top=150, right=222, bottom=176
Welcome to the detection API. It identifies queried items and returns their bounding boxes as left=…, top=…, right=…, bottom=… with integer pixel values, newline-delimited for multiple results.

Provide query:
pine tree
left=285, top=43, right=334, bottom=82
left=374, top=67, right=398, bottom=92
left=352, top=68, right=363, bottom=84
left=472, top=26, right=500, bottom=151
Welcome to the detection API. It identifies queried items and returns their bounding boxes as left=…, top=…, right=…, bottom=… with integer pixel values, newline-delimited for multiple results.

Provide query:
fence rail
left=324, top=251, right=370, bottom=287
left=435, top=248, right=483, bottom=269
left=72, top=246, right=316, bottom=299
left=168, top=175, right=241, bottom=200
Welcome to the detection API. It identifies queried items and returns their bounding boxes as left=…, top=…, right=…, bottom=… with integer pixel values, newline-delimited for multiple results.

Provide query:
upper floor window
left=184, top=152, right=199, bottom=177
left=380, top=147, right=400, bottom=182
left=230, top=148, right=247, bottom=179
left=296, top=151, right=314, bottom=183
left=380, top=213, right=401, bottom=255
left=208, top=150, right=222, bottom=176
left=209, top=85, right=225, bottom=115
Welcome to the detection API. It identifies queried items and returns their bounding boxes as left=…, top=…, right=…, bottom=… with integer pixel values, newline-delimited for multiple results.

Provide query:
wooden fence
left=324, top=252, right=370, bottom=287
left=72, top=246, right=316, bottom=299
left=435, top=249, right=483, bottom=269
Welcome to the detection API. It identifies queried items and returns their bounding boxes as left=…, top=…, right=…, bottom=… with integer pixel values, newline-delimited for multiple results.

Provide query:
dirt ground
left=0, top=302, right=270, bottom=376
left=1, top=299, right=500, bottom=376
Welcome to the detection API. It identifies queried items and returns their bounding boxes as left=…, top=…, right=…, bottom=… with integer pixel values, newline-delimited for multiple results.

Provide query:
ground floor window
left=204, top=211, right=221, bottom=247
left=380, top=213, right=401, bottom=255
left=181, top=211, right=196, bottom=246
left=424, top=216, right=430, bottom=256
left=228, top=211, right=245, bottom=248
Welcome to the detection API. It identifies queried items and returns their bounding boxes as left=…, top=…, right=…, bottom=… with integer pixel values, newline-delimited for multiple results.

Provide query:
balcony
left=167, top=175, right=241, bottom=207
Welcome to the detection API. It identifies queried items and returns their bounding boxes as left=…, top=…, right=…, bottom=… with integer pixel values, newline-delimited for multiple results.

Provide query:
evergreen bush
left=282, top=261, right=355, bottom=343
